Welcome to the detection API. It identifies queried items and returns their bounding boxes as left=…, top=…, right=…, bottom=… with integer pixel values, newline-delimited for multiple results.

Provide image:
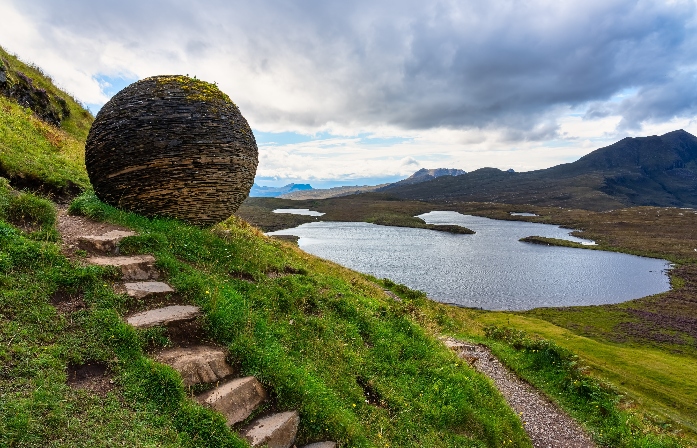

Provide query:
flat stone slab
left=197, top=376, right=267, bottom=426
left=78, top=230, right=135, bottom=254
left=301, top=442, right=337, bottom=448
left=155, top=345, right=234, bottom=386
left=242, top=411, right=299, bottom=448
left=126, top=305, right=200, bottom=328
left=123, top=281, right=174, bottom=299
left=87, top=255, right=159, bottom=280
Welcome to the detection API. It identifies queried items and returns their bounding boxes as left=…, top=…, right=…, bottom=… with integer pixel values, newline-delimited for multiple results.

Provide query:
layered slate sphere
left=85, top=75, right=258, bottom=224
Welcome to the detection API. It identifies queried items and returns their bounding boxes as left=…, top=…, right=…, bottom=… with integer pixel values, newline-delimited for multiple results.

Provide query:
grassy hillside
left=0, top=48, right=691, bottom=446
left=0, top=45, right=92, bottom=197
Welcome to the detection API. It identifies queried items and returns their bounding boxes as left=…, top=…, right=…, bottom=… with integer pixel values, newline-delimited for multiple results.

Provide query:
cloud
left=2, top=0, right=697, bottom=181
left=616, top=69, right=697, bottom=130
left=400, top=157, right=420, bottom=167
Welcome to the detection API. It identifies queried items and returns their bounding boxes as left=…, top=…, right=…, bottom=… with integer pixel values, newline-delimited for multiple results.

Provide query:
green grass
left=482, top=325, right=685, bottom=447
left=0, top=45, right=93, bottom=142
left=0, top=46, right=92, bottom=195
left=0, top=187, right=248, bottom=447
left=373, top=280, right=694, bottom=446
left=0, top=186, right=532, bottom=447
left=435, top=308, right=696, bottom=444
left=0, top=96, right=89, bottom=194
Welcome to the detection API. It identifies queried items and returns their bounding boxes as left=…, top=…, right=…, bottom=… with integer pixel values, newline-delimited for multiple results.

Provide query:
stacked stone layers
left=85, top=75, right=258, bottom=225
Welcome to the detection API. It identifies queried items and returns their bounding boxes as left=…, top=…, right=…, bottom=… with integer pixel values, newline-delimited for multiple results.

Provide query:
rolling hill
left=381, top=130, right=697, bottom=211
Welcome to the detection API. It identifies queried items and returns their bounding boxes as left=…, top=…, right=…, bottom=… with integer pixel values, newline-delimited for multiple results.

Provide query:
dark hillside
left=382, top=130, right=697, bottom=211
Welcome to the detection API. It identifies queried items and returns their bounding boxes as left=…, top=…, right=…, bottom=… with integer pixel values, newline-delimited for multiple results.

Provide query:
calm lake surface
left=273, top=208, right=325, bottom=216
left=268, top=211, right=671, bottom=310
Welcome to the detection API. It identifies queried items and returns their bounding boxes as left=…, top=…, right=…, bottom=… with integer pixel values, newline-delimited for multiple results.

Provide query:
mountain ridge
left=277, top=168, right=466, bottom=200
left=249, top=182, right=313, bottom=197
left=380, top=130, right=697, bottom=211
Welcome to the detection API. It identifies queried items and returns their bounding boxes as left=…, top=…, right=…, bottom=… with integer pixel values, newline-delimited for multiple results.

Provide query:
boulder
left=84, top=75, right=258, bottom=225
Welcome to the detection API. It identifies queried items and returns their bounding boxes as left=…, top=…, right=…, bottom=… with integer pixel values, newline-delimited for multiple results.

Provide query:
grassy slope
left=65, top=193, right=530, bottom=447
left=0, top=183, right=531, bottom=447
left=0, top=45, right=92, bottom=194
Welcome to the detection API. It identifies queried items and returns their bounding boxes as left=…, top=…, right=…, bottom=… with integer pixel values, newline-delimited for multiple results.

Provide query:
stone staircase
left=79, top=229, right=336, bottom=448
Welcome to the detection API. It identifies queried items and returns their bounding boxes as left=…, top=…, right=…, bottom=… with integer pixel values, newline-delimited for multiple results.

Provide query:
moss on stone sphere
left=85, top=75, right=258, bottom=225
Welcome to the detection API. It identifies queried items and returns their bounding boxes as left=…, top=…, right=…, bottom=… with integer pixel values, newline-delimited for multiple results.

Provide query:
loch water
left=268, top=211, right=671, bottom=310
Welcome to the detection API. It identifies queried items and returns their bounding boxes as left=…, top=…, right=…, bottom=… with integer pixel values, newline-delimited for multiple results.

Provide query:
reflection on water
left=273, top=208, right=325, bottom=216
left=268, top=211, right=671, bottom=310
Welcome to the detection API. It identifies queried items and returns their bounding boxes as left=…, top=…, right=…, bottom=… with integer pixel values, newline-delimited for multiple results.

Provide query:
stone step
left=443, top=339, right=468, bottom=351
left=197, top=376, right=267, bottom=426
left=123, top=281, right=174, bottom=299
left=301, top=442, right=337, bottom=448
left=126, top=305, right=201, bottom=329
left=78, top=230, right=135, bottom=254
left=87, top=255, right=159, bottom=280
left=155, top=345, right=234, bottom=386
left=242, top=411, right=300, bottom=448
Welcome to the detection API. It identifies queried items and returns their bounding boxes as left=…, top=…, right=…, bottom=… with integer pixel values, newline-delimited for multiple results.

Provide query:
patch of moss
left=155, top=75, right=234, bottom=105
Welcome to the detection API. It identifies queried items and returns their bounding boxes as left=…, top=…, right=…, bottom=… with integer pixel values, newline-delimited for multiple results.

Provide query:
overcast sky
left=2, top=0, right=697, bottom=187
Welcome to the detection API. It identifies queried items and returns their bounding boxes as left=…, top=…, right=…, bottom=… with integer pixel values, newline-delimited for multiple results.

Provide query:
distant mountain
left=381, top=168, right=466, bottom=188
left=249, top=183, right=313, bottom=197
left=380, top=130, right=697, bottom=211
left=280, top=183, right=389, bottom=199
left=280, top=168, right=466, bottom=200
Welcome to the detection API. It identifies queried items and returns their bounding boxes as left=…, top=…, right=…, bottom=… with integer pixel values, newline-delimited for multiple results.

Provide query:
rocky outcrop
left=0, top=57, right=70, bottom=127
left=85, top=75, right=258, bottom=225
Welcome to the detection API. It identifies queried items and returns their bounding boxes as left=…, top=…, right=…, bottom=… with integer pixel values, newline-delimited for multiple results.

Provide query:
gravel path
left=443, top=338, right=595, bottom=448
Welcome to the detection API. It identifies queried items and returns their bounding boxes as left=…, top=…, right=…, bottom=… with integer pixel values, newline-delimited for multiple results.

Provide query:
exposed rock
left=0, top=59, right=66, bottom=127
left=78, top=230, right=135, bottom=254
left=86, top=255, right=159, bottom=280
left=85, top=75, right=258, bottom=225
left=301, top=442, right=337, bottom=448
left=155, top=345, right=234, bottom=386
left=122, top=281, right=174, bottom=300
left=380, top=167, right=467, bottom=190
left=197, top=376, right=267, bottom=425
left=126, top=305, right=200, bottom=328
left=242, top=411, right=300, bottom=448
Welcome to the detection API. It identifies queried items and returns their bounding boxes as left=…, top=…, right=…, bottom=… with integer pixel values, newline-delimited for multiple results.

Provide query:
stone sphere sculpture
left=85, top=75, right=258, bottom=225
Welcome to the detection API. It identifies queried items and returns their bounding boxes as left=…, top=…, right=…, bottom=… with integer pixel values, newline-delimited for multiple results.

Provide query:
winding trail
left=443, top=338, right=596, bottom=448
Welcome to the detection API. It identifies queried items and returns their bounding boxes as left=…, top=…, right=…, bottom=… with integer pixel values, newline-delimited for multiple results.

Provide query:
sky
left=2, top=1, right=697, bottom=188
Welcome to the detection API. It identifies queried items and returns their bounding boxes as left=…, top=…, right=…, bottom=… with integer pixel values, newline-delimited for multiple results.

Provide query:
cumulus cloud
left=2, top=0, right=697, bottom=180
left=3, top=0, right=696, bottom=131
